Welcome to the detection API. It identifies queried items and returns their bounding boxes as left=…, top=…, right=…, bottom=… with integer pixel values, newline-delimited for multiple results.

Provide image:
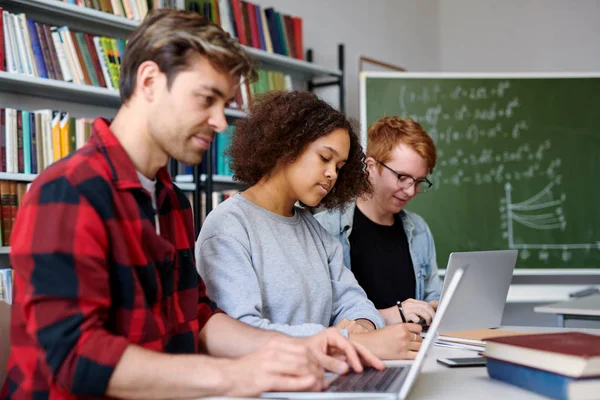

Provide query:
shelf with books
left=0, top=0, right=340, bottom=79
left=1, top=0, right=345, bottom=233
left=0, top=0, right=137, bottom=38
left=0, top=72, right=247, bottom=118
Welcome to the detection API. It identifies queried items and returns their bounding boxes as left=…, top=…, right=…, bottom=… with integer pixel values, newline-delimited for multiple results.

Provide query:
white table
left=205, top=326, right=600, bottom=400
left=534, top=293, right=600, bottom=327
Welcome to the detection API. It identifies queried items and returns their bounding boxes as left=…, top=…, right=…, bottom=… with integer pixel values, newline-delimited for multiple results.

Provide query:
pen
left=396, top=301, right=407, bottom=323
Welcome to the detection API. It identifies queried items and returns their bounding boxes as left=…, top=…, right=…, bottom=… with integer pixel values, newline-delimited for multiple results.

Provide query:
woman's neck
left=242, top=174, right=297, bottom=217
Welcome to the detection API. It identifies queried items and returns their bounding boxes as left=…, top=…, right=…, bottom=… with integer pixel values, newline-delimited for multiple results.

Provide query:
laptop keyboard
left=326, top=366, right=406, bottom=393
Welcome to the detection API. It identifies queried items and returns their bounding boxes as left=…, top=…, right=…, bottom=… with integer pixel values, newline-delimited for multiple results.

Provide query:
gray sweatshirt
left=196, top=194, right=385, bottom=337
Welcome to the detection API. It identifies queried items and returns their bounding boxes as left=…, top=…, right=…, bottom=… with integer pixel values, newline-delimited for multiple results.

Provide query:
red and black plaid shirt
left=2, top=119, right=220, bottom=398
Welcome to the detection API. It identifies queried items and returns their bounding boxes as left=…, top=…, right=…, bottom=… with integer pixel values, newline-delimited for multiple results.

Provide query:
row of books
left=0, top=108, right=93, bottom=174
left=0, top=269, right=12, bottom=305
left=56, top=0, right=150, bottom=21
left=234, top=69, right=293, bottom=111
left=56, top=0, right=304, bottom=59
left=483, top=332, right=600, bottom=400
left=0, top=9, right=125, bottom=89
left=248, top=69, right=292, bottom=98
left=0, top=181, right=28, bottom=246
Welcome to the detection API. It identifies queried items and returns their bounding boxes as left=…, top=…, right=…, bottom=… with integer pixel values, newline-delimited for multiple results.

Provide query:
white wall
left=253, top=0, right=441, bottom=119
left=439, top=0, right=600, bottom=72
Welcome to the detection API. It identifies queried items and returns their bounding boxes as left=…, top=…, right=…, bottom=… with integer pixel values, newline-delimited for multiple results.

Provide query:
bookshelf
left=0, top=0, right=343, bottom=78
left=0, top=0, right=346, bottom=236
left=0, top=72, right=248, bottom=117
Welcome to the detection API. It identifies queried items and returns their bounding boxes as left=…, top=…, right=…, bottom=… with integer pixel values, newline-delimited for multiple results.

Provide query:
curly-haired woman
left=196, top=91, right=423, bottom=360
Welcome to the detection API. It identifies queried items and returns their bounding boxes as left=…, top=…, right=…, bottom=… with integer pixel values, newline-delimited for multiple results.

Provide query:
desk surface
left=205, top=326, right=600, bottom=400
left=534, top=293, right=600, bottom=316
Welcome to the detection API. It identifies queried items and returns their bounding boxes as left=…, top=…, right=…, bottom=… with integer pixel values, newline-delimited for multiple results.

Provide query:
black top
left=349, top=206, right=416, bottom=309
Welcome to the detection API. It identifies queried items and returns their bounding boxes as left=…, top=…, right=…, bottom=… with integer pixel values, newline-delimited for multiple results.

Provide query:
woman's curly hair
left=227, top=90, right=371, bottom=209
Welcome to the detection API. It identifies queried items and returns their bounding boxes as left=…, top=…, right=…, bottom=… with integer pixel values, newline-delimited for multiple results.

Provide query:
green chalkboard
left=361, top=73, right=600, bottom=269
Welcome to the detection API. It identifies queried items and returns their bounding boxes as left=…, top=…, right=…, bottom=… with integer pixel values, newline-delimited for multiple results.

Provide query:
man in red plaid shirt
left=2, top=9, right=383, bottom=399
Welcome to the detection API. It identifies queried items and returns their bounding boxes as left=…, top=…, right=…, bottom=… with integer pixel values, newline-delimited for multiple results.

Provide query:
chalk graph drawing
left=502, top=181, right=600, bottom=263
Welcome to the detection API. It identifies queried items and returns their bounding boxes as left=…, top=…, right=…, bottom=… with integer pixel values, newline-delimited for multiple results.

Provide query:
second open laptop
left=437, top=250, right=518, bottom=333
left=261, top=267, right=467, bottom=400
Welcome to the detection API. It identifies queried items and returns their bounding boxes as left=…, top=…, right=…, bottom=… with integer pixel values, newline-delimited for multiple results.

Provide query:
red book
left=240, top=1, right=252, bottom=49
left=84, top=33, right=107, bottom=88
left=0, top=8, right=4, bottom=71
left=230, top=0, right=247, bottom=46
left=246, top=2, right=260, bottom=49
left=292, top=16, right=303, bottom=60
left=0, top=109, right=5, bottom=172
left=484, top=332, right=600, bottom=378
left=283, top=15, right=296, bottom=59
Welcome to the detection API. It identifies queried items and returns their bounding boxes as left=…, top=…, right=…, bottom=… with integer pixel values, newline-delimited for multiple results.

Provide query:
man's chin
left=176, top=154, right=204, bottom=167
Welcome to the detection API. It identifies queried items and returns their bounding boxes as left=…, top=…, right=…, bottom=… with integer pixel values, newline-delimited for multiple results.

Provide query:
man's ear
left=365, top=157, right=378, bottom=173
left=136, top=60, right=162, bottom=103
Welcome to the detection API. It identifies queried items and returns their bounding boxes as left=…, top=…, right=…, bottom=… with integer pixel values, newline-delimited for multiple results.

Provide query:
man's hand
left=401, top=298, right=436, bottom=324
left=335, top=318, right=375, bottom=334
left=349, top=323, right=423, bottom=360
left=303, top=327, right=385, bottom=374
left=219, top=336, right=326, bottom=397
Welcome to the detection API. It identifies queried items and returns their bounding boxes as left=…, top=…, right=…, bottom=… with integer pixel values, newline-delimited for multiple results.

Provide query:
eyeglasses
left=377, top=161, right=433, bottom=193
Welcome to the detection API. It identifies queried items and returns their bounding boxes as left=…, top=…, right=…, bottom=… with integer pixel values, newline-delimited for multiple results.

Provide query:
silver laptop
left=262, top=267, right=467, bottom=400
left=437, top=250, right=518, bottom=333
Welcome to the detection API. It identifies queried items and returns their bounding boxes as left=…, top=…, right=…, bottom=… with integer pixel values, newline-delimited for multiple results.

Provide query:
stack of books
left=483, top=332, right=600, bottom=400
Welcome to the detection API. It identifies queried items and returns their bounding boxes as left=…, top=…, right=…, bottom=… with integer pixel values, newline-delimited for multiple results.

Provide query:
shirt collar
left=90, top=118, right=174, bottom=191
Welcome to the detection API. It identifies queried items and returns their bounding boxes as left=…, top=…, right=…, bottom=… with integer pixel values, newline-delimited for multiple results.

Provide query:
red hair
left=367, top=117, right=436, bottom=174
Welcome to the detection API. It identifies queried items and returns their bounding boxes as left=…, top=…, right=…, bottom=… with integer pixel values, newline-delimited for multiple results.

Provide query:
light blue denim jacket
left=315, top=202, right=442, bottom=302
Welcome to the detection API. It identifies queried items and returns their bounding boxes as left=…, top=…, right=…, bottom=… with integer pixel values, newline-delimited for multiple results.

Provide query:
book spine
left=2, top=11, right=17, bottom=73
left=22, top=110, right=31, bottom=174
left=5, top=109, right=15, bottom=173
left=6, top=13, right=23, bottom=74
left=0, top=109, right=5, bottom=173
left=0, top=8, right=4, bottom=71
left=43, top=24, right=63, bottom=81
left=85, top=34, right=107, bottom=88
left=51, top=111, right=61, bottom=162
left=75, top=32, right=99, bottom=86
left=8, top=181, right=17, bottom=246
left=0, top=181, right=11, bottom=246
left=13, top=14, right=33, bottom=75
left=35, top=22, right=55, bottom=79
left=50, top=27, right=73, bottom=82
left=16, top=110, right=23, bottom=173
left=30, top=112, right=38, bottom=174
left=486, top=358, right=570, bottom=400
